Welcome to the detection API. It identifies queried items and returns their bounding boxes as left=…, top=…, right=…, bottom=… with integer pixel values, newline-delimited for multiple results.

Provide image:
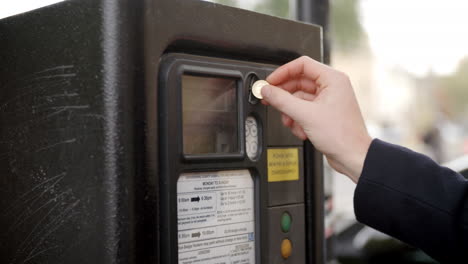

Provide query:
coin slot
left=247, top=73, right=260, bottom=105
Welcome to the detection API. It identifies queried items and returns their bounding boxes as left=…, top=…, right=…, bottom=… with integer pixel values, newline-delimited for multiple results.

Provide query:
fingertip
left=265, top=74, right=275, bottom=85
left=260, top=84, right=272, bottom=98
left=298, top=131, right=308, bottom=141
left=291, top=123, right=308, bottom=141
left=266, top=67, right=286, bottom=85
left=281, top=114, right=293, bottom=127
left=295, top=129, right=308, bottom=141
left=290, top=126, right=307, bottom=141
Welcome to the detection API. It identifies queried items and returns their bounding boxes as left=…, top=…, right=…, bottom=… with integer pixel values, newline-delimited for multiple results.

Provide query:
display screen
left=182, top=75, right=238, bottom=155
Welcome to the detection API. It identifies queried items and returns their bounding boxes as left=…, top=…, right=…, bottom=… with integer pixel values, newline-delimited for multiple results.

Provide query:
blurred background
left=3, top=0, right=468, bottom=263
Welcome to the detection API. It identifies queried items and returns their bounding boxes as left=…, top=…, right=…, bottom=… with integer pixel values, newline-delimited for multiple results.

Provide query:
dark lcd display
left=182, top=75, right=238, bottom=155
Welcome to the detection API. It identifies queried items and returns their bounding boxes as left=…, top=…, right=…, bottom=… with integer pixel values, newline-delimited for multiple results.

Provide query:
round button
left=245, top=116, right=260, bottom=161
left=281, top=239, right=292, bottom=259
left=281, top=212, right=292, bottom=233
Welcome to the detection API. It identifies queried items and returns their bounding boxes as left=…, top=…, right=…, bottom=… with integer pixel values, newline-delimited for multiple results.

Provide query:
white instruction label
left=177, top=170, right=255, bottom=264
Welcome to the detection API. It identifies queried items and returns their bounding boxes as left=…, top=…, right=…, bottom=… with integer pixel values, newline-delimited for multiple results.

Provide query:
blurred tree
left=206, top=0, right=368, bottom=57
left=436, top=58, right=468, bottom=120
left=212, top=0, right=238, bottom=7
left=330, top=0, right=365, bottom=53
left=254, top=0, right=290, bottom=19
left=209, top=0, right=290, bottom=19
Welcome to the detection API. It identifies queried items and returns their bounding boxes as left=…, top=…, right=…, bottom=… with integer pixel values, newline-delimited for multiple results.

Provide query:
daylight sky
left=0, top=0, right=63, bottom=19
left=361, top=0, right=468, bottom=76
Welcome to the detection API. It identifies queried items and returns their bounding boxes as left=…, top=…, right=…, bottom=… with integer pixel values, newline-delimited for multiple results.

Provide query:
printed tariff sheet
left=177, top=170, right=255, bottom=264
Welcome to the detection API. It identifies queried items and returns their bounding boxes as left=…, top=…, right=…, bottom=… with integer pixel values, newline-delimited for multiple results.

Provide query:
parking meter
left=0, top=0, right=324, bottom=263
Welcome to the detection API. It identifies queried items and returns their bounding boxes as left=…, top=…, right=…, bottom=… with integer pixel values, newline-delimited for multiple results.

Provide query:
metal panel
left=0, top=0, right=323, bottom=263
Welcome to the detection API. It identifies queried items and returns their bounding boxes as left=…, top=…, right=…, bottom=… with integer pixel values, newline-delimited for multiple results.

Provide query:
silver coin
left=252, top=80, right=269, bottom=99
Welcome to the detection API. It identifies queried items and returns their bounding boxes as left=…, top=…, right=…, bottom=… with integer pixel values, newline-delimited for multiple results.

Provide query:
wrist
left=330, top=134, right=372, bottom=183
left=346, top=134, right=373, bottom=183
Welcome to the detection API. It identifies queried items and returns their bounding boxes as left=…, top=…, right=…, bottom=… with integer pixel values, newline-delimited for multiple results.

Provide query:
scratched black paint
left=0, top=0, right=322, bottom=263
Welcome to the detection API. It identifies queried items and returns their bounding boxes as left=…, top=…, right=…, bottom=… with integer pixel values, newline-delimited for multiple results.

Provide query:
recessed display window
left=182, top=75, right=238, bottom=155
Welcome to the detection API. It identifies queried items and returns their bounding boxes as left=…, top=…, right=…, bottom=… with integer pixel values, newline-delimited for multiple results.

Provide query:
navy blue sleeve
left=354, top=139, right=468, bottom=262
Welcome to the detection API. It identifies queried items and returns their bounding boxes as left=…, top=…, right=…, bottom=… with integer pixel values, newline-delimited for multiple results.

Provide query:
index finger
left=266, top=56, right=328, bottom=85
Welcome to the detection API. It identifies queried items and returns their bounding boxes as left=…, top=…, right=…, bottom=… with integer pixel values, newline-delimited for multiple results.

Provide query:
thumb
left=261, top=85, right=310, bottom=123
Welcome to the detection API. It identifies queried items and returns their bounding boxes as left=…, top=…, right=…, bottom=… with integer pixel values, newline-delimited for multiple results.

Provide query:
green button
left=281, top=212, right=292, bottom=233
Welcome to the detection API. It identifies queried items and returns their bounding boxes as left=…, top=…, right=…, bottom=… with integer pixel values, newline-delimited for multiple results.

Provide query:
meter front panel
left=159, top=54, right=306, bottom=264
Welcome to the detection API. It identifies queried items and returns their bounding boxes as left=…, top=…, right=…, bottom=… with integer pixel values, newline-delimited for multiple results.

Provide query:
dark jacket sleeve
left=354, top=139, right=468, bottom=262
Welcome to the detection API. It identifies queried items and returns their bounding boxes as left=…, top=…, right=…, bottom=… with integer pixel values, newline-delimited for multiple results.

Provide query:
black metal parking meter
left=0, top=0, right=324, bottom=263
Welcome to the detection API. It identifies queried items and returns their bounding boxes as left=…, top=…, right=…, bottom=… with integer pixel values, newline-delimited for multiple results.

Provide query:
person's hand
left=261, top=56, right=372, bottom=183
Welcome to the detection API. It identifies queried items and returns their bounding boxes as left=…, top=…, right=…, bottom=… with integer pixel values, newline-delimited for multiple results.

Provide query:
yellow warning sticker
left=267, top=148, right=299, bottom=182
